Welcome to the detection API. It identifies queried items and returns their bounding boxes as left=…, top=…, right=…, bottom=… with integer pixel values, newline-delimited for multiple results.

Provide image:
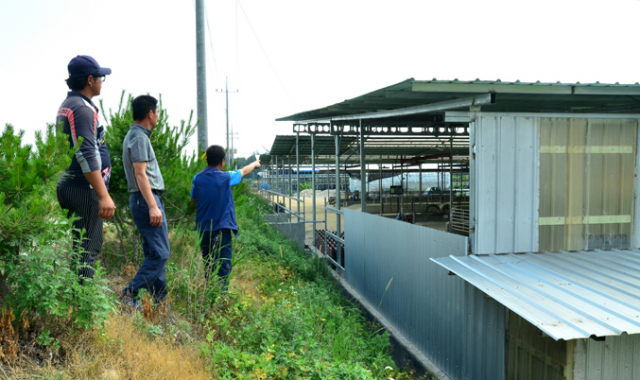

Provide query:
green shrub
left=299, top=181, right=313, bottom=191
left=0, top=124, right=73, bottom=296
left=5, top=226, right=116, bottom=332
left=0, top=123, right=116, bottom=345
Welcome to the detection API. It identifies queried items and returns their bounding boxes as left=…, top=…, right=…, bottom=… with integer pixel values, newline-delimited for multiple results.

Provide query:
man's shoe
left=123, top=296, right=142, bottom=311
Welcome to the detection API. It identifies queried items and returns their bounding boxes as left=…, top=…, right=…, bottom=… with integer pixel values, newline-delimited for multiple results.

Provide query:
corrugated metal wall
left=463, top=284, right=506, bottom=380
left=344, top=209, right=506, bottom=380
left=470, top=115, right=540, bottom=254
left=506, top=310, right=566, bottom=380
left=573, top=334, right=640, bottom=380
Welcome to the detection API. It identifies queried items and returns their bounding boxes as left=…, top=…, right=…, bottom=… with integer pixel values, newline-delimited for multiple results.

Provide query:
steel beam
left=331, top=94, right=494, bottom=121
left=294, top=122, right=470, bottom=137
left=296, top=132, right=300, bottom=218
left=311, top=133, right=316, bottom=246
left=359, top=120, right=366, bottom=213
left=335, top=134, right=342, bottom=267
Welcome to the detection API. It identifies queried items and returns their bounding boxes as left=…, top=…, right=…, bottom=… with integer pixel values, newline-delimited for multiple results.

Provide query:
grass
left=14, top=191, right=428, bottom=379
left=33, top=314, right=210, bottom=380
left=196, top=194, right=426, bottom=379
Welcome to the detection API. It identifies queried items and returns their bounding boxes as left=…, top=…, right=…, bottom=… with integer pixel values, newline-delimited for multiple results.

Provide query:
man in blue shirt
left=191, top=145, right=260, bottom=288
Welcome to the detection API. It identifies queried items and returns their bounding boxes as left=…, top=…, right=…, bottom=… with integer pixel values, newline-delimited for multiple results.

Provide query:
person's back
left=192, top=166, right=239, bottom=234
left=191, top=145, right=260, bottom=287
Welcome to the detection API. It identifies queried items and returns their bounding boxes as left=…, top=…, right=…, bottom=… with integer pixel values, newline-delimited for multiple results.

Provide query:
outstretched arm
left=240, top=159, right=261, bottom=177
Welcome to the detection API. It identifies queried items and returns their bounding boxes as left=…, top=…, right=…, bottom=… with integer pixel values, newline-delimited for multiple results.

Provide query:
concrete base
left=272, top=222, right=305, bottom=249
left=263, top=214, right=305, bottom=249
left=263, top=214, right=289, bottom=224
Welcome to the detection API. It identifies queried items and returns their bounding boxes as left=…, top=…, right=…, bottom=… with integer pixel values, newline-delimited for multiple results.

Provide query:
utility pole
left=229, top=125, right=240, bottom=168
left=195, top=0, right=208, bottom=154
left=216, top=76, right=238, bottom=163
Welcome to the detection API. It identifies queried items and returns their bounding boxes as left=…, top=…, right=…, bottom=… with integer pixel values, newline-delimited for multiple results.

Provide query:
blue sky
left=2, top=0, right=639, bottom=157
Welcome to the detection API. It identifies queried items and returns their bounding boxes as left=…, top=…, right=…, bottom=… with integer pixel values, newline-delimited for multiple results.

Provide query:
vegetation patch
left=1, top=98, right=429, bottom=379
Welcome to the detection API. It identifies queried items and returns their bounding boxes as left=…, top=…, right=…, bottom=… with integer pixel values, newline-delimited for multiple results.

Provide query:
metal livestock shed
left=272, top=78, right=640, bottom=380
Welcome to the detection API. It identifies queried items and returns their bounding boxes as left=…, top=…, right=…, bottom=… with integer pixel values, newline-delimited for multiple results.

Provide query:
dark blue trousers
left=124, top=192, right=170, bottom=302
left=200, top=229, right=233, bottom=288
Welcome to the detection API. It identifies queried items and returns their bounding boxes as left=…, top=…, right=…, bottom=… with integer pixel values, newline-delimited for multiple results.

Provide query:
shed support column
left=449, top=136, right=453, bottom=228
left=400, top=155, right=404, bottom=215
left=419, top=163, right=423, bottom=212
left=365, top=164, right=369, bottom=194
left=268, top=163, right=272, bottom=203
left=335, top=134, right=341, bottom=266
left=311, top=133, right=316, bottom=246
left=359, top=120, right=366, bottom=212
left=419, top=163, right=423, bottom=194
left=288, top=155, right=292, bottom=220
left=379, top=155, right=383, bottom=216
left=296, top=132, right=300, bottom=219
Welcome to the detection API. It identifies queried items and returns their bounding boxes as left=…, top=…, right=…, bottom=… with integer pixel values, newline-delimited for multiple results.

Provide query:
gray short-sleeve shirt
left=123, top=124, right=165, bottom=192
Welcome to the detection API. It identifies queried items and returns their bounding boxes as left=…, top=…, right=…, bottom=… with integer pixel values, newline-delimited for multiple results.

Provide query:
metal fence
left=451, top=207, right=470, bottom=235
left=260, top=190, right=305, bottom=222
left=344, top=209, right=469, bottom=379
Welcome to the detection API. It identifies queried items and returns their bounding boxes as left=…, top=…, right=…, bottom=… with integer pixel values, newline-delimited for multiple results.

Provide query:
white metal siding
left=471, top=115, right=539, bottom=254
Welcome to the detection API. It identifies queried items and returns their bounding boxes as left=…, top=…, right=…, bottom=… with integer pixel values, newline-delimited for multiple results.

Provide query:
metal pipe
left=335, top=134, right=342, bottom=267
left=288, top=155, right=292, bottom=222
left=195, top=0, right=208, bottom=153
left=359, top=119, right=366, bottom=212
left=419, top=163, right=423, bottom=194
left=311, top=133, right=316, bottom=246
left=419, top=162, right=423, bottom=212
left=275, top=155, right=279, bottom=208
left=296, top=132, right=300, bottom=220
left=449, top=136, right=453, bottom=228
left=324, top=197, right=328, bottom=258
left=400, top=155, right=404, bottom=216
left=379, top=155, right=383, bottom=216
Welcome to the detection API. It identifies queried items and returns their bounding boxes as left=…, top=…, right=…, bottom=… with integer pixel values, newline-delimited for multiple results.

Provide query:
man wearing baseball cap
left=56, top=55, right=115, bottom=280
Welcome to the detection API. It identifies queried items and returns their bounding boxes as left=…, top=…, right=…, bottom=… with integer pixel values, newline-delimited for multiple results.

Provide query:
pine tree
left=0, top=124, right=73, bottom=298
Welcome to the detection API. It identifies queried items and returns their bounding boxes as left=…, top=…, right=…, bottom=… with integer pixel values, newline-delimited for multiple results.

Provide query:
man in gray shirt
left=121, top=95, right=169, bottom=305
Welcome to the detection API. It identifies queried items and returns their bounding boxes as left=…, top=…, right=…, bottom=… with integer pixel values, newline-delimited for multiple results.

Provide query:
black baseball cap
left=67, top=55, right=112, bottom=78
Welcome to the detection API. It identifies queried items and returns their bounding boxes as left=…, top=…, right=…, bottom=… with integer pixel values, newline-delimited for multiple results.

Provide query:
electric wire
left=203, top=0, right=219, bottom=76
left=236, top=0, right=297, bottom=109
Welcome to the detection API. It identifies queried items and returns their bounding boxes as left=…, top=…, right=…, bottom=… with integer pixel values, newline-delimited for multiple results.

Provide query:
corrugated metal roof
left=414, top=78, right=640, bottom=88
left=269, top=135, right=356, bottom=156
left=277, top=78, right=640, bottom=122
left=431, top=250, right=640, bottom=341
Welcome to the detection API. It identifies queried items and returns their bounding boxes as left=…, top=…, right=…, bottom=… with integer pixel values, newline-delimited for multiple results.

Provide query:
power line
left=203, top=0, right=219, bottom=76
left=236, top=0, right=297, bottom=109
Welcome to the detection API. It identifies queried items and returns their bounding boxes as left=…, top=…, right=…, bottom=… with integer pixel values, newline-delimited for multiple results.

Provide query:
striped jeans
left=57, top=185, right=103, bottom=279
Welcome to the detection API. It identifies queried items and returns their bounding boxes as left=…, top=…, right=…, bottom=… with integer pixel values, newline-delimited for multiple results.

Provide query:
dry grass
left=0, top=306, right=19, bottom=365
left=32, top=313, right=211, bottom=380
